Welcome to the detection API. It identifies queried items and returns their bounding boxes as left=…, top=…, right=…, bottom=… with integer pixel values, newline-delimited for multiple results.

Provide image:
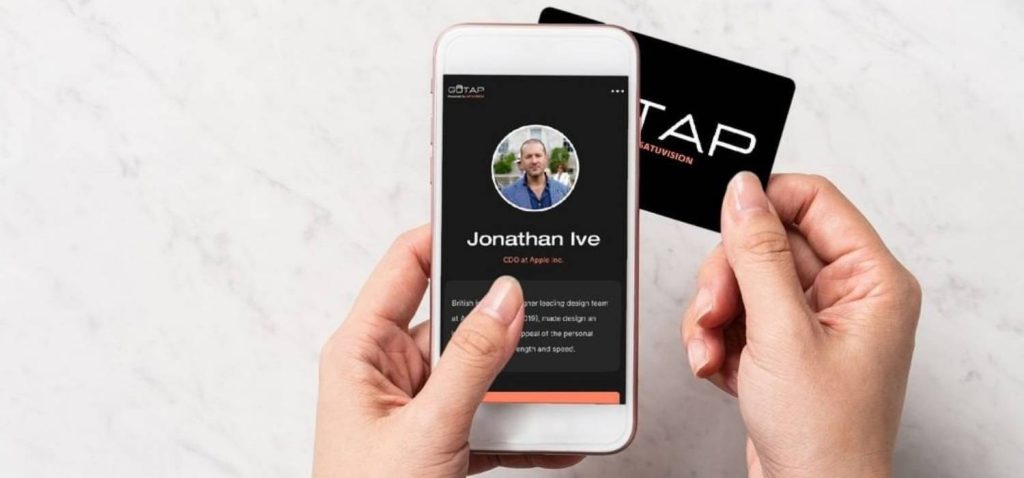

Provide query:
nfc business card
left=540, top=7, right=796, bottom=232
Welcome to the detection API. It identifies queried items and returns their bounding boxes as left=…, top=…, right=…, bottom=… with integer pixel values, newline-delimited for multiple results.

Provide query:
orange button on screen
left=482, top=391, right=620, bottom=404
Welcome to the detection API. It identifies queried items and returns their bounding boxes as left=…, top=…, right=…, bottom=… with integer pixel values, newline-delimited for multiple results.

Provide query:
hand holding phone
left=313, top=225, right=584, bottom=476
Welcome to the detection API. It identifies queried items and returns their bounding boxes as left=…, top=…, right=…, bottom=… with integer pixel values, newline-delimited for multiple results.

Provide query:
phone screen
left=440, top=74, right=629, bottom=404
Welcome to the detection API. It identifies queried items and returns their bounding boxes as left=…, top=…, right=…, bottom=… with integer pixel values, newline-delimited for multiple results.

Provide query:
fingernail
left=687, top=338, right=708, bottom=376
left=693, top=288, right=714, bottom=327
left=726, top=374, right=739, bottom=397
left=730, top=171, right=768, bottom=214
left=477, top=276, right=521, bottom=326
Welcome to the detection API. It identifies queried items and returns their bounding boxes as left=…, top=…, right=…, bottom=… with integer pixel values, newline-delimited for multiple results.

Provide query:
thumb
left=721, top=172, right=814, bottom=342
left=414, top=276, right=525, bottom=429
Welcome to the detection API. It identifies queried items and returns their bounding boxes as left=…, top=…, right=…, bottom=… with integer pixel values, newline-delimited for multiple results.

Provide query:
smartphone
left=430, top=24, right=639, bottom=454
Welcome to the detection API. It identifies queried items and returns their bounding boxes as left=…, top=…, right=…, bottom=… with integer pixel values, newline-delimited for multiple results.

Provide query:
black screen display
left=440, top=74, right=629, bottom=404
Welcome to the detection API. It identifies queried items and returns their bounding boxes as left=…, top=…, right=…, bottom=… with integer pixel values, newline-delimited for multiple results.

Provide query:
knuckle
left=804, top=173, right=837, bottom=192
left=698, top=244, right=727, bottom=281
left=318, top=329, right=359, bottom=381
left=878, top=261, right=921, bottom=298
left=904, top=270, right=922, bottom=301
left=392, top=228, right=420, bottom=251
left=900, top=269, right=923, bottom=313
left=739, top=228, right=792, bottom=262
left=318, top=332, right=344, bottom=371
left=869, top=261, right=923, bottom=329
left=449, top=324, right=502, bottom=367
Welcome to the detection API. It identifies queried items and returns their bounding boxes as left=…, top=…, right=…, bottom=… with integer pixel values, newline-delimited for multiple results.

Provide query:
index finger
left=766, top=174, right=888, bottom=264
left=348, top=224, right=432, bottom=328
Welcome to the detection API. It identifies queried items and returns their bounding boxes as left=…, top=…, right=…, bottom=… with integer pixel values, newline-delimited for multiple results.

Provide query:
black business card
left=540, top=7, right=796, bottom=232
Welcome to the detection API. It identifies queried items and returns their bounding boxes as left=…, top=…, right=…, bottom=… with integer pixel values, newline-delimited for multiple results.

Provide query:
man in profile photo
left=500, top=139, right=570, bottom=210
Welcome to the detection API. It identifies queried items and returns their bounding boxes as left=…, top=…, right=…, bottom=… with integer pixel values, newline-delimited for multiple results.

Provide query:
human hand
left=313, top=225, right=583, bottom=477
left=681, top=173, right=921, bottom=477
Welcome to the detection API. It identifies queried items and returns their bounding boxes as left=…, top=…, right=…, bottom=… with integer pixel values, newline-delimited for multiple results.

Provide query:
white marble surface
left=1, top=0, right=1022, bottom=476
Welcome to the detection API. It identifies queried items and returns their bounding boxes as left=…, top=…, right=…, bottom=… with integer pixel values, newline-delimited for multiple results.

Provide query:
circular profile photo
left=491, top=124, right=579, bottom=212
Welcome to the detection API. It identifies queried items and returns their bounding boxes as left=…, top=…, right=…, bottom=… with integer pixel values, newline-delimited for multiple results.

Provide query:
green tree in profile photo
left=493, top=152, right=516, bottom=174
left=549, top=146, right=570, bottom=173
